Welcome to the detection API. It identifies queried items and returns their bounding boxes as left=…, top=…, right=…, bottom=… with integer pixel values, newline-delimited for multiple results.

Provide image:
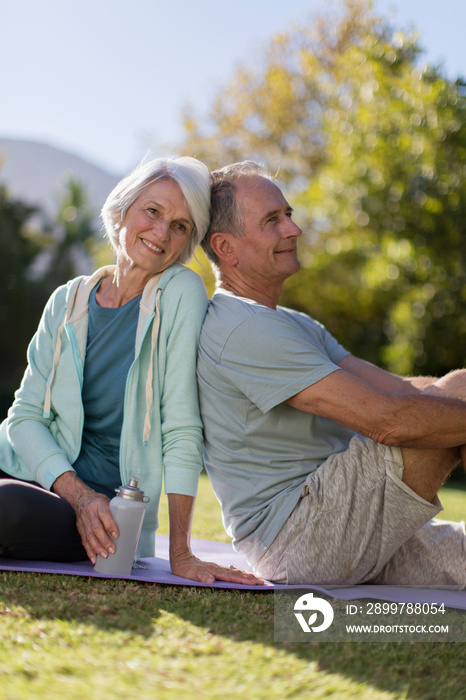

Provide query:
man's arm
left=338, top=355, right=437, bottom=394
left=285, top=358, right=466, bottom=450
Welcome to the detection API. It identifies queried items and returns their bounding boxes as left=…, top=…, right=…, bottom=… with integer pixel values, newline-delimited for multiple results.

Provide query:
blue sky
left=1, top=0, right=464, bottom=176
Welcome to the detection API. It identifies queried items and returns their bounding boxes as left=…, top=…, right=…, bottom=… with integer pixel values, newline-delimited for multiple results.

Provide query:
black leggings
left=0, top=469, right=87, bottom=561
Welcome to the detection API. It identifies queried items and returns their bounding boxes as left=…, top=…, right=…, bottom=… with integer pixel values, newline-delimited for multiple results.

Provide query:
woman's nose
left=153, top=220, right=170, bottom=240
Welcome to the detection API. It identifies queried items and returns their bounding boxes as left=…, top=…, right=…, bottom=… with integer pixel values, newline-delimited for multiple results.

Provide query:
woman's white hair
left=101, top=155, right=211, bottom=264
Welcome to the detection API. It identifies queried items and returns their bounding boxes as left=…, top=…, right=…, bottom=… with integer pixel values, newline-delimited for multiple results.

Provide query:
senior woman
left=0, top=155, right=259, bottom=585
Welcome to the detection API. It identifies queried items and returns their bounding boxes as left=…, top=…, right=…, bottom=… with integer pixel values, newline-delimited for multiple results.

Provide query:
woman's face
left=118, top=178, right=194, bottom=275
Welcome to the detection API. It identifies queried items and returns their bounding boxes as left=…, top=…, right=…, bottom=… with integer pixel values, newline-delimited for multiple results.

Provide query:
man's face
left=234, top=176, right=302, bottom=287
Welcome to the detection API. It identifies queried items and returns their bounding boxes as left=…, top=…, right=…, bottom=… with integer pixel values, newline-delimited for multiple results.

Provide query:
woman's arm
left=6, top=284, right=78, bottom=488
left=161, top=274, right=262, bottom=583
left=52, top=471, right=119, bottom=565
left=167, top=493, right=263, bottom=584
left=159, top=274, right=207, bottom=497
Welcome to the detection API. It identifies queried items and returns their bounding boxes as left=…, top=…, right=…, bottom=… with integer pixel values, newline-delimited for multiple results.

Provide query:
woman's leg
left=0, top=473, right=87, bottom=561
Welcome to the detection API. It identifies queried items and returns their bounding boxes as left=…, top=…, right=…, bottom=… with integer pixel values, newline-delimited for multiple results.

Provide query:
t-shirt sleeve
left=217, top=310, right=348, bottom=413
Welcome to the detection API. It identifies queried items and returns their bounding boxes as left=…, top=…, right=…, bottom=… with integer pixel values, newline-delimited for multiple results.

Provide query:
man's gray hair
left=101, top=155, right=210, bottom=264
left=201, top=161, right=273, bottom=267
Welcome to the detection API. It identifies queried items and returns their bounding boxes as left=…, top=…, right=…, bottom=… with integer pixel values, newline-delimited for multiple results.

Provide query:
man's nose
left=285, top=218, right=302, bottom=238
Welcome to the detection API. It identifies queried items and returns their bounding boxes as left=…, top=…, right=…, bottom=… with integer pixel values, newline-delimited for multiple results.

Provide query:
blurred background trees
left=0, top=178, right=102, bottom=418
left=41, top=178, right=97, bottom=295
left=0, top=187, right=46, bottom=416
left=182, top=0, right=466, bottom=379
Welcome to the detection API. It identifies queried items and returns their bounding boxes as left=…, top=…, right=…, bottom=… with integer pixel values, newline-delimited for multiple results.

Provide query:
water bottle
left=94, top=477, right=149, bottom=576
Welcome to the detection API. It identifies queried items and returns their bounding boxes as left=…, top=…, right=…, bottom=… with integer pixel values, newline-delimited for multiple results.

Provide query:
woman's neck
left=95, top=260, right=158, bottom=308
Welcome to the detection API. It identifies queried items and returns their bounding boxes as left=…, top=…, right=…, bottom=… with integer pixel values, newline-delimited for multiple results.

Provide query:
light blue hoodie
left=0, top=263, right=208, bottom=558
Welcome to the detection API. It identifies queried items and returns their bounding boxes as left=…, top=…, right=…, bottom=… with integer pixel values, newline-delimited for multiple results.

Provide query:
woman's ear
left=210, top=232, right=239, bottom=266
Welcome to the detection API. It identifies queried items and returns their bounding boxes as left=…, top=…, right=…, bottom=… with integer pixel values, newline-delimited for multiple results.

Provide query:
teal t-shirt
left=72, top=284, right=141, bottom=498
left=197, top=290, right=355, bottom=564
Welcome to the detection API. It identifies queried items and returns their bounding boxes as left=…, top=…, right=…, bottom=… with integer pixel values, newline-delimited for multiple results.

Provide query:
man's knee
left=424, top=369, right=466, bottom=400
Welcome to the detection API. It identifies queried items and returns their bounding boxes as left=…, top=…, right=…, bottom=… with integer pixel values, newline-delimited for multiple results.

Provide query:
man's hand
left=170, top=549, right=264, bottom=585
left=52, top=471, right=119, bottom=564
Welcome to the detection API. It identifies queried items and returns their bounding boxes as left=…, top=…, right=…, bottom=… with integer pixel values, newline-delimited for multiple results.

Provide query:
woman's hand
left=52, top=471, right=119, bottom=564
left=170, top=549, right=264, bottom=585
left=168, top=493, right=264, bottom=585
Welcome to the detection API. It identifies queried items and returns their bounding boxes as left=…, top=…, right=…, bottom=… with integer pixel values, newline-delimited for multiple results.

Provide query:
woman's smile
left=119, top=178, right=194, bottom=276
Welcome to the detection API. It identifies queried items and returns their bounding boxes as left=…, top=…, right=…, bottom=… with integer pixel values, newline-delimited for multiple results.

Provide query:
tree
left=181, top=0, right=466, bottom=378
left=0, top=185, right=49, bottom=414
left=41, top=177, right=98, bottom=294
left=0, top=178, right=102, bottom=418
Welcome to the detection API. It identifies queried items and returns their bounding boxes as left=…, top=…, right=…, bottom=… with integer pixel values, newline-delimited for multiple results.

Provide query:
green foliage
left=0, top=178, right=101, bottom=417
left=0, top=185, right=49, bottom=414
left=41, top=178, right=99, bottom=296
left=183, top=0, right=466, bottom=376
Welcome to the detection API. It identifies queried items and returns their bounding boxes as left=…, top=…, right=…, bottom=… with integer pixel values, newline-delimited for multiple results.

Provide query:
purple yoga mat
left=1, top=535, right=465, bottom=609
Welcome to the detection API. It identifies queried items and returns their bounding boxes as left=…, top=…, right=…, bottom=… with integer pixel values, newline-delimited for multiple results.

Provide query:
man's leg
left=400, top=446, right=459, bottom=503
left=401, top=370, right=466, bottom=503
left=369, top=518, right=465, bottom=587
left=365, top=370, right=466, bottom=587
left=425, top=369, right=466, bottom=472
left=253, top=436, right=448, bottom=585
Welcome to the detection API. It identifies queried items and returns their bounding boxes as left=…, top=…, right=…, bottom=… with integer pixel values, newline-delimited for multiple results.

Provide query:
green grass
left=0, top=474, right=465, bottom=700
left=438, top=477, right=466, bottom=522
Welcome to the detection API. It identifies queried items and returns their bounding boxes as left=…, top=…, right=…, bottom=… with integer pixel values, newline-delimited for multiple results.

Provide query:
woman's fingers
left=52, top=473, right=119, bottom=563
left=170, top=551, right=264, bottom=585
left=74, top=493, right=118, bottom=564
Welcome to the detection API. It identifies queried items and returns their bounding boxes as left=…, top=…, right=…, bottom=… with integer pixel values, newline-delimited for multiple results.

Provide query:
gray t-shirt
left=197, top=290, right=355, bottom=563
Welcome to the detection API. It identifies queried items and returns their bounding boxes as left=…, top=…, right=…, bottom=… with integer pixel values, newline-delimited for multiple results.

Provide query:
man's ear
left=210, top=232, right=238, bottom=266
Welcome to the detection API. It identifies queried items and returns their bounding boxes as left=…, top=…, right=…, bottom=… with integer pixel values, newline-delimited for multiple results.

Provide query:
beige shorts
left=254, top=435, right=466, bottom=588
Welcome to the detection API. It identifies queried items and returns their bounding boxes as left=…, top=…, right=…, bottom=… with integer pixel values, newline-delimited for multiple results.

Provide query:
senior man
left=197, top=161, right=465, bottom=587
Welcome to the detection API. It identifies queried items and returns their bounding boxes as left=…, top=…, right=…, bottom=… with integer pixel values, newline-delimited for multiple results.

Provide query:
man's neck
left=217, top=276, right=282, bottom=310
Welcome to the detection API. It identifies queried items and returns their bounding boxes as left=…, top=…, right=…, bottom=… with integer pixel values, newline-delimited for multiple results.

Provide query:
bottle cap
left=115, top=477, right=149, bottom=502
